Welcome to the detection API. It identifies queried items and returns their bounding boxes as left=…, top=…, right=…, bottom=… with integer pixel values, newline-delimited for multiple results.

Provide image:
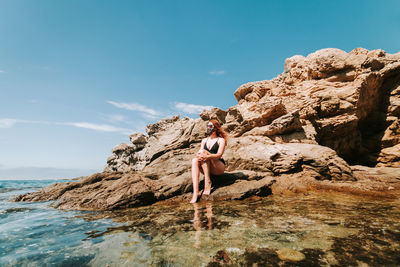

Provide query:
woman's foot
left=190, top=194, right=199, bottom=203
left=203, top=186, right=213, bottom=196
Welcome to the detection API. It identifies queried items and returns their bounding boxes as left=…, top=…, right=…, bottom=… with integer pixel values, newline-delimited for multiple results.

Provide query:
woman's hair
left=209, top=119, right=228, bottom=144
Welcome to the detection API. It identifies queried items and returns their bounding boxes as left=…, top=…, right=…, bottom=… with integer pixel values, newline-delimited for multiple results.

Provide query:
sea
left=1, top=179, right=399, bottom=266
left=0, top=179, right=126, bottom=267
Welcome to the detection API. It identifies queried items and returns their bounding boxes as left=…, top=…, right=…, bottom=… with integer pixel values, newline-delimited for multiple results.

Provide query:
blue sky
left=1, top=0, right=399, bottom=179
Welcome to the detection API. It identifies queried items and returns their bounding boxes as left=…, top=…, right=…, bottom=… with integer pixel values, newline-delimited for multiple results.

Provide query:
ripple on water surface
left=0, top=180, right=124, bottom=267
left=84, top=193, right=400, bottom=266
left=1, top=179, right=400, bottom=266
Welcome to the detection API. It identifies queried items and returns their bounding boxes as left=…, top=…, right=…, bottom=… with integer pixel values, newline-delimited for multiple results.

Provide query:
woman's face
left=206, top=122, right=215, bottom=135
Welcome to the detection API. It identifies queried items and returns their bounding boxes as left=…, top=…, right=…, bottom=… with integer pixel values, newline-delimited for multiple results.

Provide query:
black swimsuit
left=204, top=138, right=226, bottom=165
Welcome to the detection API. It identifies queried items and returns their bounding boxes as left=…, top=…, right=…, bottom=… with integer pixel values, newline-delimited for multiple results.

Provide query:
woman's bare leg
left=190, top=158, right=201, bottom=203
left=193, top=203, right=202, bottom=247
left=201, top=160, right=212, bottom=195
left=206, top=202, right=213, bottom=230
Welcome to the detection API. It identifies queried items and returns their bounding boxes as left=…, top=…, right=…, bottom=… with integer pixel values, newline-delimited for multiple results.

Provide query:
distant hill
left=0, top=166, right=99, bottom=180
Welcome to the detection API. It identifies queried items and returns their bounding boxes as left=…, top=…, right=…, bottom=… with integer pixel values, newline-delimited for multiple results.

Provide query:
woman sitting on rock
left=190, top=119, right=227, bottom=203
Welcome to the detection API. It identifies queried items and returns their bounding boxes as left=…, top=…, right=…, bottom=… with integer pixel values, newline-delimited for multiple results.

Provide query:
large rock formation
left=15, top=48, right=400, bottom=210
left=104, top=115, right=206, bottom=172
left=232, top=48, right=400, bottom=165
left=106, top=48, right=400, bottom=171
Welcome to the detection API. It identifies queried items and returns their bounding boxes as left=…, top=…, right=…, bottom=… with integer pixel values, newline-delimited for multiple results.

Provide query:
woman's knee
left=192, top=157, right=201, bottom=166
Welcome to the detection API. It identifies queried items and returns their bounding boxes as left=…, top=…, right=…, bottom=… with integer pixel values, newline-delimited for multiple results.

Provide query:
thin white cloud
left=60, top=122, right=132, bottom=135
left=209, top=70, right=226, bottom=75
left=0, top=70, right=4, bottom=73
left=108, top=114, right=126, bottom=122
left=107, top=101, right=162, bottom=117
left=0, top=118, right=133, bottom=135
left=142, top=113, right=159, bottom=120
left=0, top=118, right=17, bottom=128
left=173, top=102, right=214, bottom=114
left=0, top=118, right=52, bottom=128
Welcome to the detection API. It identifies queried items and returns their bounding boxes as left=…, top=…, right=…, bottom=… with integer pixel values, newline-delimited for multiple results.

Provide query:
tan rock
left=111, top=143, right=133, bottom=154
left=388, top=95, right=400, bottom=117
left=129, top=132, right=147, bottom=145
left=144, top=116, right=196, bottom=162
left=199, top=107, right=227, bottom=123
left=349, top=47, right=369, bottom=55
left=230, top=47, right=400, bottom=166
left=368, top=49, right=386, bottom=58
left=381, top=118, right=400, bottom=148
left=14, top=172, right=156, bottom=210
left=377, top=144, right=400, bottom=167
left=379, top=61, right=400, bottom=79
left=188, top=118, right=207, bottom=143
left=361, top=57, right=385, bottom=70
left=223, top=106, right=244, bottom=133
left=276, top=248, right=305, bottom=262
left=225, top=136, right=353, bottom=181
left=233, top=80, right=274, bottom=103
left=232, top=98, right=287, bottom=136
left=306, top=48, right=350, bottom=80
left=243, top=110, right=302, bottom=137
left=314, top=114, right=360, bottom=160
left=105, top=143, right=146, bottom=172
left=15, top=134, right=358, bottom=210
left=284, top=55, right=306, bottom=72
left=105, top=115, right=199, bottom=172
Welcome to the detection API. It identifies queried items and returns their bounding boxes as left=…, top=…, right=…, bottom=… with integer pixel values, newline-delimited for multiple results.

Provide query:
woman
left=190, top=119, right=227, bottom=203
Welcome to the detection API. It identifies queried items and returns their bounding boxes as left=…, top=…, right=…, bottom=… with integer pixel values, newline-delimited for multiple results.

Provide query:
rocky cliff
left=15, top=48, right=400, bottom=210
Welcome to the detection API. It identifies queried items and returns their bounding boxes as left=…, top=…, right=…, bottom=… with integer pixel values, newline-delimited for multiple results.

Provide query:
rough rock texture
left=16, top=136, right=358, bottom=210
left=15, top=48, right=400, bottom=210
left=15, top=136, right=400, bottom=211
left=105, top=116, right=204, bottom=172
left=233, top=48, right=400, bottom=166
left=106, top=47, right=400, bottom=172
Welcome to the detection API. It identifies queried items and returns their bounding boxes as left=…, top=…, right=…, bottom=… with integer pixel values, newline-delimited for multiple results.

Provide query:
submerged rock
left=276, top=248, right=306, bottom=262
left=15, top=47, right=400, bottom=210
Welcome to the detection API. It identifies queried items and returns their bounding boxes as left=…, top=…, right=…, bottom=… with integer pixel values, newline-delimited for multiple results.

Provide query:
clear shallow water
left=0, top=180, right=124, bottom=267
left=101, top=195, right=400, bottom=266
left=1, top=180, right=399, bottom=266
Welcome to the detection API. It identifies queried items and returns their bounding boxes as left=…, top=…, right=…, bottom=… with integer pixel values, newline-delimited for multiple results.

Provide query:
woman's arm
left=197, top=139, right=206, bottom=153
left=196, top=139, right=207, bottom=160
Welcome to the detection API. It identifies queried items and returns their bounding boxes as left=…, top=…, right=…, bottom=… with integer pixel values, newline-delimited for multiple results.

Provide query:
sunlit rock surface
left=107, top=48, right=400, bottom=172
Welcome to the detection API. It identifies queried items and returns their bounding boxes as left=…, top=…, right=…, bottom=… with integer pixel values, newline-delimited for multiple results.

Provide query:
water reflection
left=68, top=193, right=400, bottom=266
left=192, top=202, right=213, bottom=248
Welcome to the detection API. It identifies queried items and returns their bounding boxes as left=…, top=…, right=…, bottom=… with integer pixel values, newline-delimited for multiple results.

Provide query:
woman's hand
left=196, top=152, right=209, bottom=161
left=201, top=154, right=209, bottom=161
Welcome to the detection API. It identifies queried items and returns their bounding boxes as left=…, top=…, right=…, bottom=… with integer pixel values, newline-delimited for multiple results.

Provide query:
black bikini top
left=204, top=137, right=219, bottom=154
